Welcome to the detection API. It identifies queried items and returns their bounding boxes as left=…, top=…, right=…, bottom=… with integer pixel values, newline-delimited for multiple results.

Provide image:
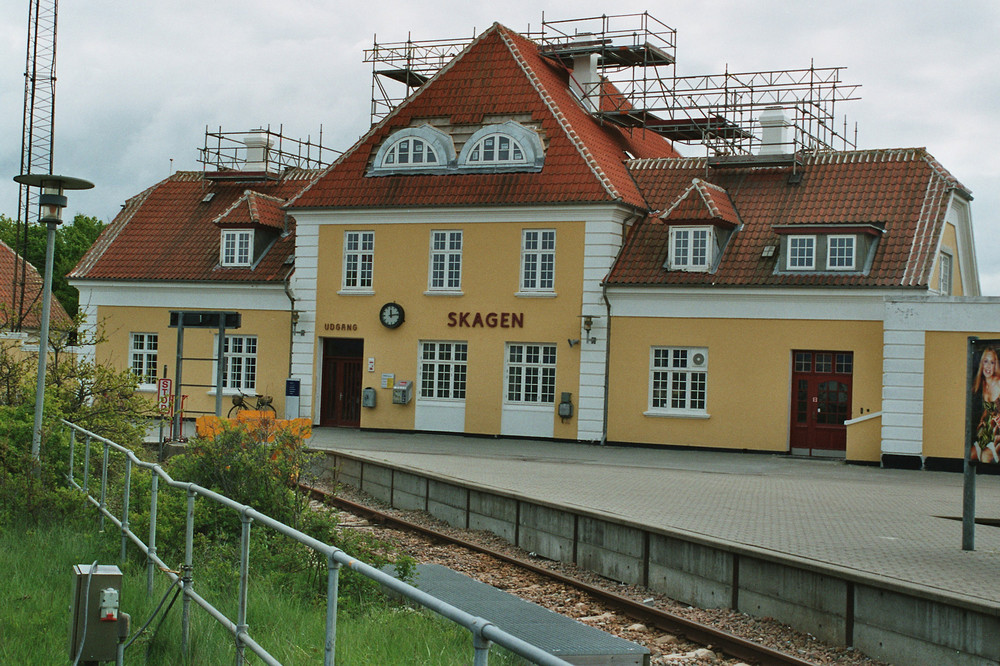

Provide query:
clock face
left=379, top=302, right=404, bottom=329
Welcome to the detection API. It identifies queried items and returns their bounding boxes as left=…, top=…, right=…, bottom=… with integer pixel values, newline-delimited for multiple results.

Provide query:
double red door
left=789, top=350, right=853, bottom=455
left=320, top=338, right=363, bottom=427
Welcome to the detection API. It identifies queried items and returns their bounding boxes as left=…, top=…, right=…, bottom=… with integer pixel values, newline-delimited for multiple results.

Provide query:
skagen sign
left=447, top=312, right=524, bottom=328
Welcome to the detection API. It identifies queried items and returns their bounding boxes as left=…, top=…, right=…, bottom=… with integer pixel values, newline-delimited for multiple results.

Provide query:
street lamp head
left=13, top=174, right=94, bottom=225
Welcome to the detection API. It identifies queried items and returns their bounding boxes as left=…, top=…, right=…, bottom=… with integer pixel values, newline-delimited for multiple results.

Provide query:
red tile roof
left=69, top=170, right=318, bottom=283
left=0, top=239, right=71, bottom=329
left=661, top=178, right=741, bottom=228
left=608, top=148, right=971, bottom=288
left=289, top=24, right=677, bottom=211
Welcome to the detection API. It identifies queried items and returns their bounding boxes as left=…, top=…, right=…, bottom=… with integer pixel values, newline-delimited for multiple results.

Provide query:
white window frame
left=647, top=347, right=708, bottom=417
left=418, top=341, right=468, bottom=401
left=212, top=334, right=258, bottom=393
left=787, top=235, right=816, bottom=270
left=939, top=251, right=953, bottom=295
left=466, top=133, right=527, bottom=165
left=504, top=343, right=557, bottom=405
left=221, top=229, right=253, bottom=267
left=668, top=226, right=712, bottom=271
left=428, top=230, right=463, bottom=292
left=826, top=235, right=856, bottom=270
left=130, top=332, right=158, bottom=388
left=342, top=231, right=374, bottom=291
left=520, top=229, right=556, bottom=293
left=382, top=136, right=439, bottom=167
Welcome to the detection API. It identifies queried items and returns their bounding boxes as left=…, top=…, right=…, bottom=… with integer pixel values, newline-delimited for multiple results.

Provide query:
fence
left=61, top=419, right=571, bottom=666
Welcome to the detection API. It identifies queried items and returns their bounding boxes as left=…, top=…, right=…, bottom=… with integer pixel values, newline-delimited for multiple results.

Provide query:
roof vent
left=758, top=107, right=792, bottom=156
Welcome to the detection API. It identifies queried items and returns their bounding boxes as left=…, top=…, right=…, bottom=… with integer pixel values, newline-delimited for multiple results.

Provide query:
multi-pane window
left=468, top=133, right=526, bottom=164
left=669, top=227, right=711, bottom=271
left=650, top=347, right=707, bottom=413
left=215, top=335, right=257, bottom=391
left=505, top=343, right=556, bottom=404
left=382, top=137, right=439, bottom=166
left=939, top=252, right=953, bottom=295
left=827, top=235, right=856, bottom=270
left=221, top=230, right=253, bottom=267
left=429, top=231, right=463, bottom=290
left=521, top=230, right=555, bottom=291
left=343, top=231, right=374, bottom=289
left=787, top=235, right=816, bottom=269
left=130, top=333, right=158, bottom=385
left=419, top=342, right=468, bottom=400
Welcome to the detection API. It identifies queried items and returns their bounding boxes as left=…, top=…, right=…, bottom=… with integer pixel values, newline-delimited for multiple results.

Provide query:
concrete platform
left=308, top=428, right=1000, bottom=665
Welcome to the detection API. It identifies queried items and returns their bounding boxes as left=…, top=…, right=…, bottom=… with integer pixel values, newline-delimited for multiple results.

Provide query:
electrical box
left=362, top=387, right=377, bottom=408
left=70, top=564, right=122, bottom=663
left=558, top=392, right=574, bottom=418
left=392, top=381, right=413, bottom=405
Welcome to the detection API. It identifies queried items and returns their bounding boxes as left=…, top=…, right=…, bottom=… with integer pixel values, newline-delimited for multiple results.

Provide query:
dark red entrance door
left=320, top=338, right=363, bottom=427
left=789, top=351, right=853, bottom=456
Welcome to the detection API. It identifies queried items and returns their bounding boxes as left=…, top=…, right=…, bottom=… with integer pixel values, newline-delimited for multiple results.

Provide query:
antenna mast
left=12, top=0, right=58, bottom=331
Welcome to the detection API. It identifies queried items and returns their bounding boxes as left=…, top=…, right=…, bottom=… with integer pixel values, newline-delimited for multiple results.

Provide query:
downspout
left=283, top=266, right=296, bottom=377
left=600, top=211, right=642, bottom=445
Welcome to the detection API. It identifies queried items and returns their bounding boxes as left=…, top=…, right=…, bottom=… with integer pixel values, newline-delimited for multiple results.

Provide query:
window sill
left=424, top=290, right=464, bottom=297
left=515, top=291, right=557, bottom=299
left=207, top=389, right=254, bottom=397
left=337, top=289, right=375, bottom=296
left=136, top=385, right=157, bottom=393
left=643, top=410, right=710, bottom=420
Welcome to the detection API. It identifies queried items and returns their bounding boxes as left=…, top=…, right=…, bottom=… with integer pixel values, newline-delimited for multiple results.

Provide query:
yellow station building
left=71, top=15, right=995, bottom=470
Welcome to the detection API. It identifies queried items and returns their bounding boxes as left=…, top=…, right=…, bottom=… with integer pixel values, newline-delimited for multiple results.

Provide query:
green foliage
left=0, top=212, right=106, bottom=318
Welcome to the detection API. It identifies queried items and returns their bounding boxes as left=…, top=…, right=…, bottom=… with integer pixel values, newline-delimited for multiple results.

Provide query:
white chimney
left=569, top=34, right=600, bottom=111
left=244, top=130, right=275, bottom=172
left=758, top=107, right=791, bottom=155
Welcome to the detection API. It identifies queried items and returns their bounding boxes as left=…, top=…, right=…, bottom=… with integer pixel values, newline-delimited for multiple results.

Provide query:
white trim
left=72, top=280, right=291, bottom=310
left=668, top=226, right=713, bottom=272
left=787, top=234, right=816, bottom=270
left=826, top=234, right=856, bottom=271
left=291, top=203, right=636, bottom=226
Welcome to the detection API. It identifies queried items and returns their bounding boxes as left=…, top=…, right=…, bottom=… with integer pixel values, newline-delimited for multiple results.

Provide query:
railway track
left=302, top=483, right=818, bottom=666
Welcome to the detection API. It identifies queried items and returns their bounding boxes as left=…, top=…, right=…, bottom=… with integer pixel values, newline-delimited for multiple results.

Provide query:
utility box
left=284, top=378, right=301, bottom=419
left=69, top=564, right=122, bottom=663
left=362, top=387, right=377, bottom=408
left=392, top=381, right=413, bottom=405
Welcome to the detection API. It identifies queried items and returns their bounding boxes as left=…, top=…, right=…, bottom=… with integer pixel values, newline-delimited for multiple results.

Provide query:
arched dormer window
left=370, top=125, right=454, bottom=175
left=458, top=121, right=544, bottom=171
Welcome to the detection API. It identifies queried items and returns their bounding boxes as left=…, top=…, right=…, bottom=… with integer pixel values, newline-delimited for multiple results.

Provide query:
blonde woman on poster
left=972, top=346, right=1000, bottom=463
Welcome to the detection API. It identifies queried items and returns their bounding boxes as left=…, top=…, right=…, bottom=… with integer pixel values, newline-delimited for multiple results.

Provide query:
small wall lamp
left=580, top=315, right=598, bottom=344
left=568, top=338, right=580, bottom=348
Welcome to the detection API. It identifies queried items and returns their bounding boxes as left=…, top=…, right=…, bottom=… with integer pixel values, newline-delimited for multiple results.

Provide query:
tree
left=0, top=213, right=106, bottom=318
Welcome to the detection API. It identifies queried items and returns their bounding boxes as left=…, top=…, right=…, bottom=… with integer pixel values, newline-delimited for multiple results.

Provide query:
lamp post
left=12, top=174, right=94, bottom=464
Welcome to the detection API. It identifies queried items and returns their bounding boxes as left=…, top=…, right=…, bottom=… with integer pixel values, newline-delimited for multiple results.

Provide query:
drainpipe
left=283, top=265, right=296, bottom=378
left=600, top=211, right=642, bottom=445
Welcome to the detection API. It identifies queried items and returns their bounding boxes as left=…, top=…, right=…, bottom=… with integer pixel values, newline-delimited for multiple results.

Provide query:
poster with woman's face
left=971, top=342, right=1000, bottom=463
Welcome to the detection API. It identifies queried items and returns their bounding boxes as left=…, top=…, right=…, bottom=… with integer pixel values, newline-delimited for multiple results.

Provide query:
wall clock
left=379, top=302, right=405, bottom=329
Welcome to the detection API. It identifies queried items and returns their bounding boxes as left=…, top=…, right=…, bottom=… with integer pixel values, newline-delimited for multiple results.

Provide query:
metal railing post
left=99, top=442, right=110, bottom=532
left=181, top=487, right=195, bottom=656
left=82, top=435, right=91, bottom=493
left=324, top=552, right=341, bottom=666
left=121, top=458, right=132, bottom=563
left=68, top=428, right=76, bottom=486
left=472, top=620, right=493, bottom=666
left=147, top=472, right=159, bottom=597
left=235, top=510, right=252, bottom=665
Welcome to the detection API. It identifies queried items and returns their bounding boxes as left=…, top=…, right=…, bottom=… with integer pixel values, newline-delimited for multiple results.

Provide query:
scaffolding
left=365, top=12, right=860, bottom=162
left=198, top=125, right=340, bottom=176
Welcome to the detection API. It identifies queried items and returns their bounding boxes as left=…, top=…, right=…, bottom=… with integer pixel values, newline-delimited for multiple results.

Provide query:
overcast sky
left=2, top=1, right=998, bottom=291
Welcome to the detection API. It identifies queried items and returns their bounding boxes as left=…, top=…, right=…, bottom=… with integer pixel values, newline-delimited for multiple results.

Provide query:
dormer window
left=383, top=137, right=438, bottom=166
left=467, top=133, right=526, bottom=164
left=221, top=229, right=253, bottom=267
left=458, top=121, right=544, bottom=171
left=826, top=235, right=856, bottom=270
left=787, top=235, right=816, bottom=270
left=370, top=125, right=455, bottom=175
left=668, top=226, right=714, bottom=272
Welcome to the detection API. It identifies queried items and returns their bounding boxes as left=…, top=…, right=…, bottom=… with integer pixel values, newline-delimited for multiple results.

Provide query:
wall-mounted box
left=392, top=381, right=413, bottom=405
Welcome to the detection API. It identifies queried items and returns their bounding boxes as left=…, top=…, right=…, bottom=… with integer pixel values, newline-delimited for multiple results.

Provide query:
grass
left=0, top=517, right=527, bottom=664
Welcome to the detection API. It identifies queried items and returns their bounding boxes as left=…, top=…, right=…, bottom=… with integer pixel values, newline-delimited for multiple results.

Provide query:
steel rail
left=303, top=484, right=818, bottom=666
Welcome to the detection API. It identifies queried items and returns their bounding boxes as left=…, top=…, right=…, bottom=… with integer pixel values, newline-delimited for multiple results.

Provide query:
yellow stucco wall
left=922, top=330, right=991, bottom=460
left=845, top=414, right=882, bottom=462
left=606, top=317, right=883, bottom=451
left=314, top=220, right=585, bottom=435
left=95, top=305, right=292, bottom=416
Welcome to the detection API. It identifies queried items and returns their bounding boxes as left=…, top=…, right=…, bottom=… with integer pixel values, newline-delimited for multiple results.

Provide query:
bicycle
left=227, top=390, right=276, bottom=418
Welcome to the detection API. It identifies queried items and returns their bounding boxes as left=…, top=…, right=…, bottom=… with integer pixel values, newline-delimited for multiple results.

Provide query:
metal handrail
left=61, top=419, right=571, bottom=666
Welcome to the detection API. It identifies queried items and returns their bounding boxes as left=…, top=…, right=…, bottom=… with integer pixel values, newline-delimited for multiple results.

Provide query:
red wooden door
left=320, top=356, right=363, bottom=427
left=789, top=351, right=853, bottom=455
